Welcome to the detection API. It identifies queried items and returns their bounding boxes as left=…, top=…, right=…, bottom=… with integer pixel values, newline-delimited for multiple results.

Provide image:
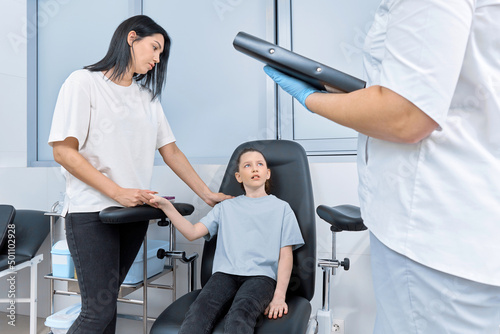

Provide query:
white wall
left=0, top=1, right=376, bottom=333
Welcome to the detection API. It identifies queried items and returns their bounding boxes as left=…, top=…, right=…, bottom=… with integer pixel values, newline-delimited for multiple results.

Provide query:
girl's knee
left=223, top=316, right=256, bottom=334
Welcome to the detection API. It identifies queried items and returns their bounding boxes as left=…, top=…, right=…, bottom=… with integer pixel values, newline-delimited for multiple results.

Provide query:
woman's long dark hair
left=84, top=15, right=171, bottom=100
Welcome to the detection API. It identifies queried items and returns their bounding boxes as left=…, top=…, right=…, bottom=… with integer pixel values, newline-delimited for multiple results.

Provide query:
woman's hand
left=264, top=297, right=288, bottom=319
left=204, top=192, right=233, bottom=207
left=53, top=138, right=159, bottom=206
left=113, top=188, right=157, bottom=207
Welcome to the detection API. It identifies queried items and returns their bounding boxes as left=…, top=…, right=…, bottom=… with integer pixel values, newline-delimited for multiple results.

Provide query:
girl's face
left=235, top=151, right=270, bottom=192
left=128, top=32, right=164, bottom=74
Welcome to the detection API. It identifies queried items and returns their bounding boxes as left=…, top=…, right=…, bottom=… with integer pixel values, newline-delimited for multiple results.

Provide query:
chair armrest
left=99, top=203, right=194, bottom=224
left=316, top=204, right=366, bottom=232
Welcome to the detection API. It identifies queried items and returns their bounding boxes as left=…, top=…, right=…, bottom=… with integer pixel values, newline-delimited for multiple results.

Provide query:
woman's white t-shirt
left=48, top=69, right=175, bottom=215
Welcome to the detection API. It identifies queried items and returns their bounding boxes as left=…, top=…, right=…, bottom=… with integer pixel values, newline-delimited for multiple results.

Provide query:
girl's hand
left=148, top=194, right=172, bottom=210
left=113, top=188, right=157, bottom=207
left=264, top=298, right=288, bottom=319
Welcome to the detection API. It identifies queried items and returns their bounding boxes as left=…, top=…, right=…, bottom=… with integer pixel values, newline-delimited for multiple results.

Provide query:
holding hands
left=148, top=194, right=173, bottom=211
left=148, top=192, right=232, bottom=210
left=113, top=188, right=158, bottom=207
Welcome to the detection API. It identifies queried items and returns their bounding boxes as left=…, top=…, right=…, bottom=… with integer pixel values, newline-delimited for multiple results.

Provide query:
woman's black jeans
left=179, top=272, right=277, bottom=334
left=65, top=212, right=148, bottom=334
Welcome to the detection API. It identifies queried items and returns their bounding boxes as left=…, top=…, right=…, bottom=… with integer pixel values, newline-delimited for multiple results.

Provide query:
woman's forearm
left=160, top=143, right=211, bottom=198
left=52, top=137, right=155, bottom=207
left=159, top=143, right=232, bottom=206
left=53, top=138, right=121, bottom=199
left=306, top=85, right=439, bottom=143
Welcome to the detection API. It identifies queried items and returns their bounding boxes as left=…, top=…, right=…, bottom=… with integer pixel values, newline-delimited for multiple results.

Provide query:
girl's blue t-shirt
left=200, top=195, right=304, bottom=280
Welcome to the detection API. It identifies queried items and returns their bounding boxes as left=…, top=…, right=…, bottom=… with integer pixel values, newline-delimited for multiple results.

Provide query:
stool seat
left=316, top=204, right=366, bottom=232
left=99, top=203, right=194, bottom=224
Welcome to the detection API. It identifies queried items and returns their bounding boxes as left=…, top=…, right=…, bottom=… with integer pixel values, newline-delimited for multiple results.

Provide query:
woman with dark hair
left=48, top=15, right=231, bottom=333
left=84, top=14, right=170, bottom=100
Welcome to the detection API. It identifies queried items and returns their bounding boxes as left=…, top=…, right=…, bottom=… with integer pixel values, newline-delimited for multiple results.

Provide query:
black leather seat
left=150, top=139, right=316, bottom=334
left=0, top=206, right=50, bottom=334
left=316, top=204, right=366, bottom=232
left=0, top=207, right=50, bottom=271
left=0, top=205, right=16, bottom=262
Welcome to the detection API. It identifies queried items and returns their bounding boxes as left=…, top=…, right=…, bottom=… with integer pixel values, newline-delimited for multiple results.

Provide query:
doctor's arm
left=52, top=137, right=156, bottom=207
left=159, top=142, right=232, bottom=207
left=265, top=245, right=293, bottom=319
left=264, top=66, right=438, bottom=144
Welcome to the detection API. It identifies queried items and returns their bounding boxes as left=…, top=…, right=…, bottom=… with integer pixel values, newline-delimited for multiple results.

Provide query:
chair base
left=150, top=290, right=312, bottom=334
left=316, top=309, right=333, bottom=334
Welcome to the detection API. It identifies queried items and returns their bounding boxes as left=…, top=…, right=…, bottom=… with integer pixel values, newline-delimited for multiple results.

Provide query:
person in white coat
left=265, top=0, right=500, bottom=332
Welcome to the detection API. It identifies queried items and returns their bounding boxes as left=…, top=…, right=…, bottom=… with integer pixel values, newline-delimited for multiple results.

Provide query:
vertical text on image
left=6, top=222, right=17, bottom=326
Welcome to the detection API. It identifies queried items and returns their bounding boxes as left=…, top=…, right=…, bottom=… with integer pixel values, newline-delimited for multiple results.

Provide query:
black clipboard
left=233, top=32, right=366, bottom=93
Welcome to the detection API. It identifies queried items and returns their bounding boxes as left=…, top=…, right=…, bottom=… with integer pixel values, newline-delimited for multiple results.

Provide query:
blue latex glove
left=263, top=65, right=319, bottom=111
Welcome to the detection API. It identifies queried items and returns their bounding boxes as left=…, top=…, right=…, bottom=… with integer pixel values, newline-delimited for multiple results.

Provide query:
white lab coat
left=359, top=0, right=500, bottom=286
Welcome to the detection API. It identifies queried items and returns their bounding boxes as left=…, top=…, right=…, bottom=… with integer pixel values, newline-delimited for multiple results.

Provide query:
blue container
left=51, top=240, right=74, bottom=278
left=45, top=303, right=81, bottom=334
left=123, top=239, right=169, bottom=284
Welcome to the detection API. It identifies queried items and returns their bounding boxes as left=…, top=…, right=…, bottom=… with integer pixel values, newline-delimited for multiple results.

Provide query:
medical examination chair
left=0, top=205, right=51, bottom=334
left=150, top=139, right=317, bottom=334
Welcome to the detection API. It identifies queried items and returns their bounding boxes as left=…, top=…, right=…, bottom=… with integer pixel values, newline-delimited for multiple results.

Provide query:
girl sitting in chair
left=149, top=148, right=304, bottom=334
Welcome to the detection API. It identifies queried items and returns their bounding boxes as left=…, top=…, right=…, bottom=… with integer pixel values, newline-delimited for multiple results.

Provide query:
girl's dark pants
left=179, top=272, right=277, bottom=334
